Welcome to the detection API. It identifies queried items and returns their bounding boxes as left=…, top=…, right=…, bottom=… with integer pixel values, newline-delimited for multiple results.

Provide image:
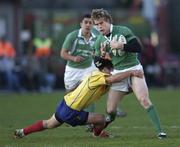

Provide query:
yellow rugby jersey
left=64, top=70, right=110, bottom=111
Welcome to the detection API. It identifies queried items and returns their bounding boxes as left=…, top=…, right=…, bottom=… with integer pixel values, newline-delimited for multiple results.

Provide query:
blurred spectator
left=27, top=32, right=56, bottom=92
left=158, top=52, right=180, bottom=88
left=0, top=36, right=15, bottom=58
left=141, top=0, right=158, bottom=29
left=140, top=36, right=162, bottom=86
left=0, top=36, right=22, bottom=92
left=19, top=51, right=41, bottom=91
left=18, top=50, right=56, bottom=92
left=33, top=32, right=52, bottom=58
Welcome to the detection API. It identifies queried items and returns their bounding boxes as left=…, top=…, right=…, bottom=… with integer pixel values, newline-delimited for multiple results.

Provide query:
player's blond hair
left=91, top=8, right=112, bottom=23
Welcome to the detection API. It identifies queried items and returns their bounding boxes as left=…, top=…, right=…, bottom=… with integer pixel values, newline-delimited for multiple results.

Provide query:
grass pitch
left=0, top=88, right=180, bottom=147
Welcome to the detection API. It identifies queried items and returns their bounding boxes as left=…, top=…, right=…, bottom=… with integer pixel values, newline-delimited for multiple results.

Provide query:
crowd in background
left=0, top=33, right=179, bottom=93
left=0, top=0, right=180, bottom=93
left=0, top=35, right=65, bottom=93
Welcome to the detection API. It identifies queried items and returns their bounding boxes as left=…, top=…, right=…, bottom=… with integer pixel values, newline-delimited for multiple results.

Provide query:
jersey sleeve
left=122, top=26, right=136, bottom=42
left=88, top=72, right=109, bottom=88
left=61, top=32, right=75, bottom=51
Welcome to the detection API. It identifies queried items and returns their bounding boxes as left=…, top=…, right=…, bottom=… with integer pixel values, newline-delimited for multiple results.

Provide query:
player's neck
left=82, top=31, right=91, bottom=40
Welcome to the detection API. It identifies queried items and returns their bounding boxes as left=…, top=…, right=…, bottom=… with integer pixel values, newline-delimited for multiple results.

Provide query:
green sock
left=146, top=105, right=162, bottom=133
left=84, top=104, right=95, bottom=112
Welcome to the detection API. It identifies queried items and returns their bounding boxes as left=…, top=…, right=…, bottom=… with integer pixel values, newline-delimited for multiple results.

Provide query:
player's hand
left=73, top=56, right=85, bottom=62
left=110, top=36, right=124, bottom=50
left=100, top=42, right=107, bottom=58
left=131, top=70, right=144, bottom=78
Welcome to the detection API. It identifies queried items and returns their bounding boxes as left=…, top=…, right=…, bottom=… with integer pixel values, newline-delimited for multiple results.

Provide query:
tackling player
left=14, top=56, right=143, bottom=139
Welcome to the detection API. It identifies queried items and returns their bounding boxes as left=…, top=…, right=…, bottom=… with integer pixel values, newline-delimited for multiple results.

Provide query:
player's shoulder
left=113, top=25, right=134, bottom=36
left=114, top=25, right=131, bottom=31
left=66, top=30, right=79, bottom=38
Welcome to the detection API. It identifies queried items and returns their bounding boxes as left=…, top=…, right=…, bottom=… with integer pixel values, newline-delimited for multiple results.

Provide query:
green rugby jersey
left=62, top=29, right=97, bottom=68
left=94, top=25, right=140, bottom=70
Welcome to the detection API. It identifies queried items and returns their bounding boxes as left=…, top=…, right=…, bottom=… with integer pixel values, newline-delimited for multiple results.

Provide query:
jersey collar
left=78, top=29, right=96, bottom=38
left=103, top=24, right=113, bottom=42
left=78, top=29, right=96, bottom=43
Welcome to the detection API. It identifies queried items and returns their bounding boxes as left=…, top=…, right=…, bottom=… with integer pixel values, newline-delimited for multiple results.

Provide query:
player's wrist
left=72, top=56, right=76, bottom=62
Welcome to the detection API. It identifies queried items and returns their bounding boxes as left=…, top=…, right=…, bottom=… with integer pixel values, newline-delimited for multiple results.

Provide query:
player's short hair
left=79, top=13, right=91, bottom=22
left=94, top=56, right=113, bottom=70
left=91, top=8, right=112, bottom=23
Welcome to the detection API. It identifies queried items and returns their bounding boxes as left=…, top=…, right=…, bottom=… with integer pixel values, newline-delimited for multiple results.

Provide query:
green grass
left=0, top=88, right=180, bottom=147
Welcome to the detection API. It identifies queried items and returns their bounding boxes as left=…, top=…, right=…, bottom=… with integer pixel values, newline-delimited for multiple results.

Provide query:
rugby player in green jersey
left=61, top=14, right=97, bottom=92
left=91, top=8, right=166, bottom=139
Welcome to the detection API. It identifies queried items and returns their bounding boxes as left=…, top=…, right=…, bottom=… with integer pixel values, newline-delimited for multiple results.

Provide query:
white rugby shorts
left=64, top=63, right=97, bottom=90
left=110, top=64, right=143, bottom=92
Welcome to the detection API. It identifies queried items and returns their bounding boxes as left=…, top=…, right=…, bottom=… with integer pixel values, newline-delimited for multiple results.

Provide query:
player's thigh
left=107, top=89, right=126, bottom=112
left=131, top=76, right=152, bottom=107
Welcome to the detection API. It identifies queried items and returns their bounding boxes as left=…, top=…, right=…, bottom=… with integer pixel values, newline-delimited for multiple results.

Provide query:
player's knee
left=140, top=98, right=152, bottom=109
left=44, top=120, right=55, bottom=129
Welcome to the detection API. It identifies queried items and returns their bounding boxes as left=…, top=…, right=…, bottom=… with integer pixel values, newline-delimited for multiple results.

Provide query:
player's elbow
left=60, top=49, right=67, bottom=59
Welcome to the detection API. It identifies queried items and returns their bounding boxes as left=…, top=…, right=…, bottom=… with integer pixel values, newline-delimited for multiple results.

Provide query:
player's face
left=94, top=18, right=111, bottom=35
left=80, top=18, right=93, bottom=33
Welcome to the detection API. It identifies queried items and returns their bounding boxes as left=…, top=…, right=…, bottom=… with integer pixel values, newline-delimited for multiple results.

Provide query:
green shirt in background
left=62, top=29, right=98, bottom=68
left=94, top=25, right=140, bottom=70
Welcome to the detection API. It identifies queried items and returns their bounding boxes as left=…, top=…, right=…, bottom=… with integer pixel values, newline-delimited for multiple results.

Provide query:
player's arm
left=61, top=49, right=84, bottom=62
left=61, top=49, right=74, bottom=61
left=124, top=27, right=142, bottom=53
left=60, top=33, right=85, bottom=62
left=105, top=70, right=143, bottom=84
left=110, top=38, right=142, bottom=53
left=123, top=38, right=142, bottom=53
left=110, top=27, right=142, bottom=53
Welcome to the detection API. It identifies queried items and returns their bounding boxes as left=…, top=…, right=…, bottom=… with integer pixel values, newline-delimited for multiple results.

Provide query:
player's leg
left=14, top=114, right=63, bottom=138
left=106, top=90, right=126, bottom=126
left=87, top=113, right=110, bottom=138
left=131, top=76, right=166, bottom=138
left=110, top=70, right=128, bottom=118
left=87, top=113, right=105, bottom=127
left=116, top=105, right=127, bottom=117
